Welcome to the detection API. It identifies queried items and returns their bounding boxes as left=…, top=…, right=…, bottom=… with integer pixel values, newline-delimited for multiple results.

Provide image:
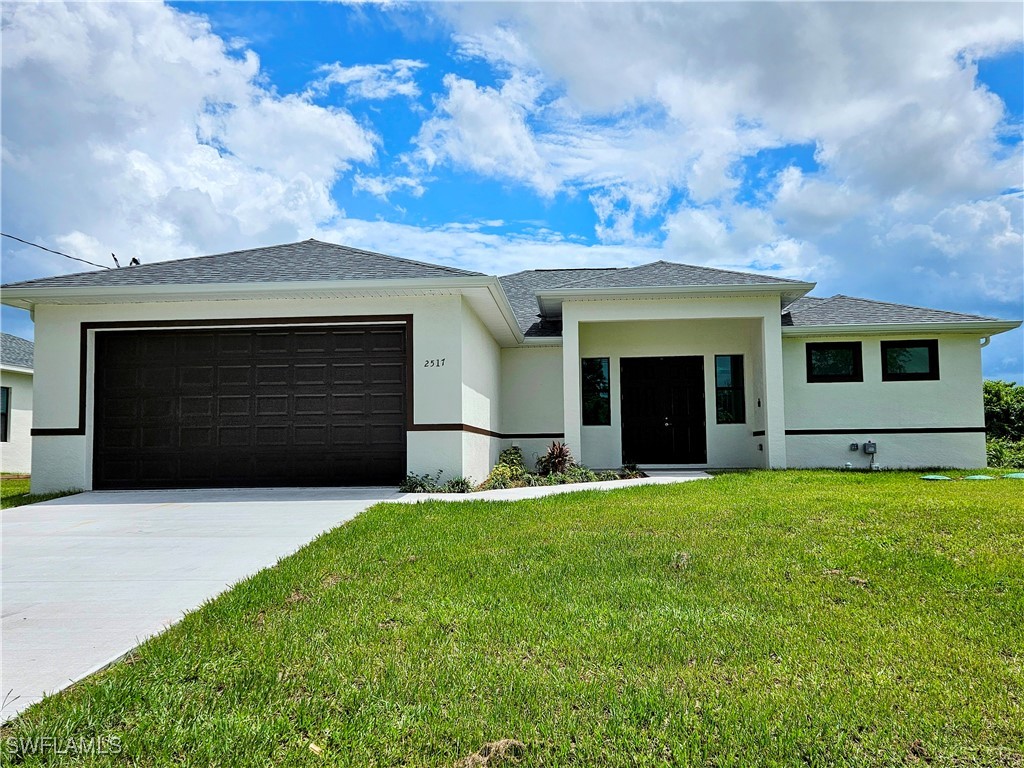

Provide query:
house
left=1, top=239, right=1018, bottom=492
left=0, top=332, right=34, bottom=474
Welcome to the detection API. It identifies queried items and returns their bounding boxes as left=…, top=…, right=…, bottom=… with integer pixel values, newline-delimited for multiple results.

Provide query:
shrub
left=483, top=464, right=519, bottom=490
left=537, top=441, right=574, bottom=475
left=564, top=464, right=599, bottom=484
left=496, top=446, right=526, bottom=474
left=596, top=470, right=621, bottom=482
left=984, top=380, right=1024, bottom=442
left=399, top=471, right=443, bottom=493
left=620, top=463, right=644, bottom=479
left=440, top=477, right=474, bottom=493
left=986, top=438, right=1024, bottom=469
left=522, top=473, right=552, bottom=487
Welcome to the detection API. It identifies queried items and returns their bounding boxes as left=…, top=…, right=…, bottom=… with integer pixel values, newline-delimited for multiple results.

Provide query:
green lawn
left=0, top=477, right=79, bottom=509
left=3, top=471, right=1022, bottom=766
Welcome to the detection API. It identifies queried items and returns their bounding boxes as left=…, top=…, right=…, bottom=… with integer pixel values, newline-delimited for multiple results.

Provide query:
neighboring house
left=0, top=332, right=34, bottom=474
left=1, top=240, right=1019, bottom=493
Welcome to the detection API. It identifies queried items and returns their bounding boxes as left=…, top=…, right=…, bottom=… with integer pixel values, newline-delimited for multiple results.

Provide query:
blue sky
left=2, top=2, right=1022, bottom=379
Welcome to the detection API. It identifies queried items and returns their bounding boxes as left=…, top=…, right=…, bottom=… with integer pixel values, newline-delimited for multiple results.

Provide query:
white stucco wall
left=782, top=333, right=987, bottom=468
left=459, top=299, right=501, bottom=483
left=576, top=316, right=765, bottom=469
left=499, top=344, right=564, bottom=470
left=1, top=368, right=33, bottom=474
left=30, top=296, right=484, bottom=492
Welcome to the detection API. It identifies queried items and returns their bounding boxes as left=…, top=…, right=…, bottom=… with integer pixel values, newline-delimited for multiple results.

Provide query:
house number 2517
left=424, top=358, right=446, bottom=368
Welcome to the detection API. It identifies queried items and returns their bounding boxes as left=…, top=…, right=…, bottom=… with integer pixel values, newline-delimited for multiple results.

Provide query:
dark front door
left=93, top=325, right=407, bottom=489
left=620, top=356, right=707, bottom=464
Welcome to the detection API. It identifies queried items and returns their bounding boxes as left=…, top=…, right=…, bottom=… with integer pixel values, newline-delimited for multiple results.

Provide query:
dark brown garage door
left=93, top=325, right=407, bottom=489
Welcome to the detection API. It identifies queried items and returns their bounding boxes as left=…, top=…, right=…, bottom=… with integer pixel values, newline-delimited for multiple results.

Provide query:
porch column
left=562, top=312, right=582, bottom=460
left=761, top=311, right=788, bottom=468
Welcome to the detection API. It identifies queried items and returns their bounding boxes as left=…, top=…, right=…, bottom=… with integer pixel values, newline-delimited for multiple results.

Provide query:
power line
left=1, top=232, right=112, bottom=270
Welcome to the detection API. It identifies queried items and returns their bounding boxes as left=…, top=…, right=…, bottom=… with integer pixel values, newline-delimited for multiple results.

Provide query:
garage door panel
left=94, top=324, right=407, bottom=489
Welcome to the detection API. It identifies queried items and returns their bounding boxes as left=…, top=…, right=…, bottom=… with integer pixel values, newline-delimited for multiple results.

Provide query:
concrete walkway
left=1, top=487, right=397, bottom=721
left=392, top=470, right=711, bottom=503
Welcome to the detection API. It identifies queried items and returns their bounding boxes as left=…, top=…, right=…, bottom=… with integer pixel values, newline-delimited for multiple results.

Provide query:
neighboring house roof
left=2, top=239, right=484, bottom=289
left=499, top=268, right=621, bottom=337
left=0, top=332, right=34, bottom=371
left=782, top=294, right=1000, bottom=328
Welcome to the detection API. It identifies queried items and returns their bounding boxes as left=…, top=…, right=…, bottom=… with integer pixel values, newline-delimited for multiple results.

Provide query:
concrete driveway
left=1, top=487, right=398, bottom=721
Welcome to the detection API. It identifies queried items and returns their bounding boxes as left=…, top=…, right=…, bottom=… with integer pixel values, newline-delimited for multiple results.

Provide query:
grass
left=0, top=477, right=80, bottom=509
left=3, top=471, right=1022, bottom=766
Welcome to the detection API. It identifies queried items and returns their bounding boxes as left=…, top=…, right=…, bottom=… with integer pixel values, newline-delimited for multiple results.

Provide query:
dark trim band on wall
left=750, top=427, right=986, bottom=438
left=786, top=427, right=985, bottom=435
left=409, top=424, right=564, bottom=440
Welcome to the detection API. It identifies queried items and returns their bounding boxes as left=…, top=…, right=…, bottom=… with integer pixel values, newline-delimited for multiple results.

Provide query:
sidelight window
left=714, top=355, right=745, bottom=424
left=581, top=357, right=611, bottom=426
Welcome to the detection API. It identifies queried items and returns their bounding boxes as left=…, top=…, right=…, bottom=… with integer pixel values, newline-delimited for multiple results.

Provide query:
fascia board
left=781, top=320, right=1022, bottom=337
left=0, top=276, right=501, bottom=308
left=535, top=282, right=816, bottom=314
left=0, top=364, right=33, bottom=375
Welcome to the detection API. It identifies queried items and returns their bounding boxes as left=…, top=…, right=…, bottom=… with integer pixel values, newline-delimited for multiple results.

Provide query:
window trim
left=714, top=354, right=746, bottom=424
left=0, top=386, right=10, bottom=443
left=805, top=341, right=863, bottom=383
left=880, top=339, right=940, bottom=382
left=581, top=357, right=611, bottom=426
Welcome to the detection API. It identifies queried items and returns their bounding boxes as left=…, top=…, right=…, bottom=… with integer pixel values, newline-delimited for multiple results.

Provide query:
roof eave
left=781, top=320, right=1022, bottom=337
left=0, top=275, right=503, bottom=309
left=0, top=363, right=33, bottom=374
left=535, top=282, right=816, bottom=315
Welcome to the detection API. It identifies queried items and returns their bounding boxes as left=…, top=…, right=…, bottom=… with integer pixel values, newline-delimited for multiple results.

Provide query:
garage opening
left=93, top=324, right=407, bottom=489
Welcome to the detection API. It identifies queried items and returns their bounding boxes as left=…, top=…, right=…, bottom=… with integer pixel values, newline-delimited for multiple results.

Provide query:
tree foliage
left=984, top=380, right=1024, bottom=441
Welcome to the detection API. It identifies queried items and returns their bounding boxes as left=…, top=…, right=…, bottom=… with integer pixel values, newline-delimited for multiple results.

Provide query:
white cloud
left=663, top=203, right=832, bottom=280
left=772, top=167, right=873, bottom=235
left=353, top=173, right=426, bottom=200
left=415, top=73, right=556, bottom=196
left=437, top=2, right=1022, bottom=247
left=311, top=59, right=426, bottom=100
left=1, top=1, right=378, bottom=280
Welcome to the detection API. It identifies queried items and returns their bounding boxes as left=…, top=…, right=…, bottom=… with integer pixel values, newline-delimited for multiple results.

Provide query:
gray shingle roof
left=499, top=268, right=621, bottom=337
left=2, top=239, right=484, bottom=289
left=782, top=294, right=998, bottom=327
left=567, top=260, right=804, bottom=289
left=0, top=333, right=34, bottom=369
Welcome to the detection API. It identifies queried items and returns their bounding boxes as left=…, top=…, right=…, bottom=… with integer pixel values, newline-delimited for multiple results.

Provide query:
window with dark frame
left=581, top=357, right=611, bottom=426
left=0, top=387, right=10, bottom=442
left=715, top=355, right=746, bottom=424
left=881, top=339, right=939, bottom=381
left=806, top=341, right=863, bottom=383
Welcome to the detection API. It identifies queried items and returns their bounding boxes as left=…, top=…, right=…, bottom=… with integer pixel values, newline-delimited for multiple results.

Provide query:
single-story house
left=0, top=332, right=34, bottom=474
left=1, top=239, right=1019, bottom=492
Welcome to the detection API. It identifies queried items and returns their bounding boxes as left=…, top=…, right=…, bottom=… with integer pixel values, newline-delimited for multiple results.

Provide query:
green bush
left=399, top=471, right=443, bottom=493
left=440, top=477, right=474, bottom=493
left=496, top=446, right=526, bottom=474
left=483, top=464, right=519, bottom=490
left=986, top=438, right=1024, bottom=469
left=984, top=380, right=1024, bottom=442
left=596, top=470, right=621, bottom=481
